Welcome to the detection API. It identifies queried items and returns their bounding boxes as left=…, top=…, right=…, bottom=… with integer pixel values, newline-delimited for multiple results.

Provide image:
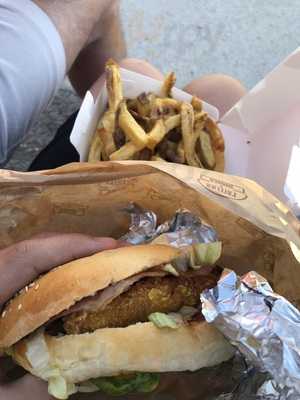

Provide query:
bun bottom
left=13, top=321, right=234, bottom=384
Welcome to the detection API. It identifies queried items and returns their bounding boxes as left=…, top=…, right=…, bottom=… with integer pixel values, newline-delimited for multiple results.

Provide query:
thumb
left=2, top=374, right=53, bottom=399
left=0, top=233, right=119, bottom=305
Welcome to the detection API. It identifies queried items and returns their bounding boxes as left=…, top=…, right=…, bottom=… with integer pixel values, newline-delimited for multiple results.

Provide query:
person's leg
left=68, top=1, right=127, bottom=97
left=184, top=74, right=246, bottom=118
left=32, top=0, right=115, bottom=70
left=120, top=59, right=164, bottom=80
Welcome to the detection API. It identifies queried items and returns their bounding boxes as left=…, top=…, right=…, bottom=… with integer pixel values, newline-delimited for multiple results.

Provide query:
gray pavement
left=5, top=0, right=300, bottom=170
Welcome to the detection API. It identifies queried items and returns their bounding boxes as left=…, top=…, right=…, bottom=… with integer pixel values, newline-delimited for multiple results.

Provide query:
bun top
left=0, top=244, right=180, bottom=349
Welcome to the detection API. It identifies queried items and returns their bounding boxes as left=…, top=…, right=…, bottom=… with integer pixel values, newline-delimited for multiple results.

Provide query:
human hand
left=0, top=233, right=119, bottom=399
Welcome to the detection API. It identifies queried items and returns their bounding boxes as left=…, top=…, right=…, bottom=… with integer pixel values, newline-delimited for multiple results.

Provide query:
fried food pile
left=63, top=268, right=221, bottom=334
left=88, top=60, right=225, bottom=171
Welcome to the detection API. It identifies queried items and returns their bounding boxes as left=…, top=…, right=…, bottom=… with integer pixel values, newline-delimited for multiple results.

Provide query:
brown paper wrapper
left=0, top=161, right=299, bottom=399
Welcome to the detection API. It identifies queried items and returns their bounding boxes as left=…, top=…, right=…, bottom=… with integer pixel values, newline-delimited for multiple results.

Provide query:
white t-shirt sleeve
left=0, top=0, right=66, bottom=165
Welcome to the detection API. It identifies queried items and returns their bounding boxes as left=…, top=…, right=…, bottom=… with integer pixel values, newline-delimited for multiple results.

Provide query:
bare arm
left=32, top=0, right=116, bottom=70
left=69, top=1, right=127, bottom=97
left=33, top=0, right=126, bottom=97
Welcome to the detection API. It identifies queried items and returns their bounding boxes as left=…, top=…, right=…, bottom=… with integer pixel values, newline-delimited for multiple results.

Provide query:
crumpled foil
left=121, top=203, right=218, bottom=246
left=201, top=270, right=300, bottom=400
left=121, top=205, right=300, bottom=400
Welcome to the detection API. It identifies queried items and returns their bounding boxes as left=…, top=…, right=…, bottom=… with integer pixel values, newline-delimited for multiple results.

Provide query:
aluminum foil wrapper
left=121, top=203, right=218, bottom=246
left=201, top=270, right=300, bottom=400
left=121, top=204, right=299, bottom=399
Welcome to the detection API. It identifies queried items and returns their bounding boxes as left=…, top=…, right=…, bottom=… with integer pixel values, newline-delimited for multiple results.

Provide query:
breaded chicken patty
left=64, top=269, right=220, bottom=334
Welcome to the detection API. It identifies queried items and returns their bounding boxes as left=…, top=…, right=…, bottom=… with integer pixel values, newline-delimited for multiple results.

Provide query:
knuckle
left=12, top=240, right=33, bottom=257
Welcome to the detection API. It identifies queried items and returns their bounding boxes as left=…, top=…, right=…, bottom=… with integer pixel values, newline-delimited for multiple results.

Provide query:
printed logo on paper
left=98, top=177, right=139, bottom=194
left=198, top=174, right=248, bottom=200
left=53, top=205, right=87, bottom=216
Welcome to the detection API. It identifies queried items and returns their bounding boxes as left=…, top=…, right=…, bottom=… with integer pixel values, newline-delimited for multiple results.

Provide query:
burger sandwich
left=0, top=244, right=234, bottom=399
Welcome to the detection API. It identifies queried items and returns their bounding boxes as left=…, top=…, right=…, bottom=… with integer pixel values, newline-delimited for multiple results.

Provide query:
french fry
left=90, top=60, right=121, bottom=158
left=151, top=98, right=181, bottom=118
left=164, top=114, right=181, bottom=132
left=195, top=129, right=216, bottom=170
left=194, top=114, right=208, bottom=132
left=147, top=120, right=166, bottom=150
left=181, top=102, right=203, bottom=168
left=106, top=59, right=123, bottom=112
left=88, top=131, right=103, bottom=162
left=160, top=72, right=176, bottom=98
left=100, top=111, right=117, bottom=156
left=191, top=96, right=203, bottom=112
left=194, top=111, right=208, bottom=123
left=98, top=133, right=112, bottom=160
left=119, top=101, right=149, bottom=147
left=205, top=117, right=225, bottom=152
left=109, top=141, right=141, bottom=161
left=156, top=98, right=181, bottom=108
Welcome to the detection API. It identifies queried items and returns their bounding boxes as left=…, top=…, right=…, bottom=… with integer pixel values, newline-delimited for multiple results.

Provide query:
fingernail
left=117, top=240, right=132, bottom=247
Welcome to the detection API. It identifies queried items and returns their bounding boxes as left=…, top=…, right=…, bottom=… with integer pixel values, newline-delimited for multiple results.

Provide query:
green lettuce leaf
left=48, top=375, right=76, bottom=400
left=191, top=241, right=222, bottom=267
left=91, top=373, right=160, bottom=396
left=148, top=312, right=179, bottom=329
left=163, top=263, right=179, bottom=276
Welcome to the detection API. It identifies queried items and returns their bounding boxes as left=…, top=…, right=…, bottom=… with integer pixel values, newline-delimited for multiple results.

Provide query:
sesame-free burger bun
left=13, top=321, right=234, bottom=383
left=0, top=245, right=180, bottom=349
